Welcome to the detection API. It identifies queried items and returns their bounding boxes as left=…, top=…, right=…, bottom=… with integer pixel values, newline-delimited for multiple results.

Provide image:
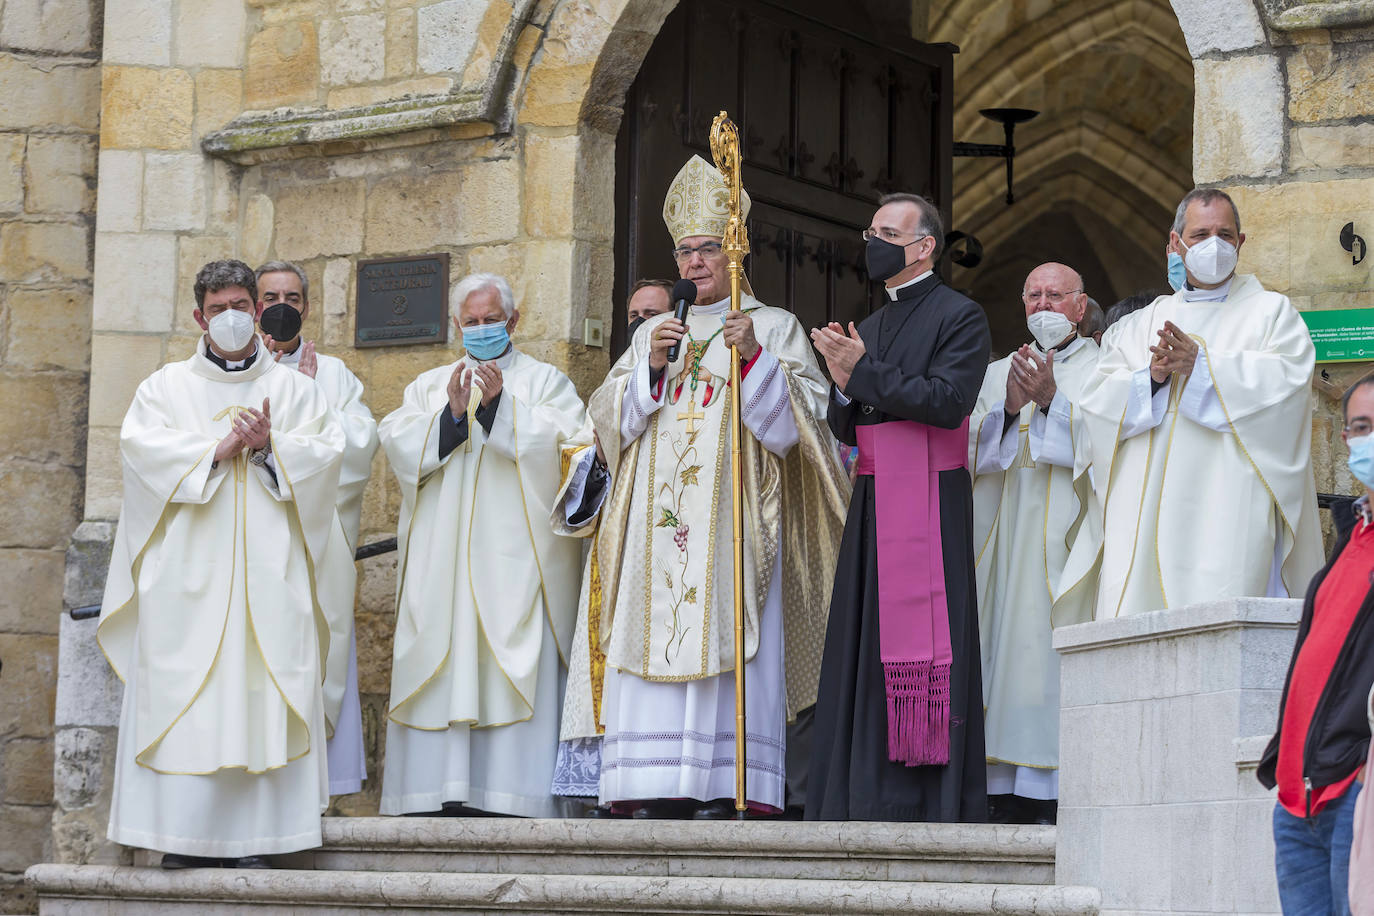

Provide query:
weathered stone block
left=1291, top=121, right=1374, bottom=172
left=175, top=0, right=247, bottom=69
left=355, top=609, right=396, bottom=695
left=1288, top=43, right=1374, bottom=123
left=244, top=21, right=319, bottom=110
left=100, top=66, right=193, bottom=150
left=82, top=427, right=122, bottom=522
left=363, top=168, right=465, bottom=253
left=1170, top=0, right=1267, bottom=56
left=92, top=232, right=176, bottom=333
left=52, top=726, right=107, bottom=810
left=0, top=549, right=63, bottom=635
left=94, top=149, right=142, bottom=233
left=275, top=180, right=366, bottom=260
left=141, top=152, right=207, bottom=232
left=55, top=613, right=122, bottom=731
left=520, top=62, right=596, bottom=128
left=63, top=520, right=115, bottom=612
left=1289, top=211, right=1374, bottom=295
left=242, top=192, right=274, bottom=267
left=25, top=134, right=96, bottom=216
left=0, top=372, right=87, bottom=466
left=417, top=0, right=487, bottom=74
left=327, top=75, right=453, bottom=110
left=0, top=465, right=81, bottom=548
left=0, top=632, right=58, bottom=735
left=0, top=0, right=96, bottom=54
left=0, top=220, right=90, bottom=283
left=194, top=69, right=244, bottom=142
left=0, top=55, right=98, bottom=132
left=2, top=736, right=54, bottom=805
left=0, top=133, right=26, bottom=212
left=86, top=332, right=163, bottom=428
left=386, top=8, right=416, bottom=78
left=320, top=13, right=387, bottom=86
left=1192, top=55, right=1284, bottom=182
left=0, top=801, right=51, bottom=872
left=103, top=0, right=172, bottom=65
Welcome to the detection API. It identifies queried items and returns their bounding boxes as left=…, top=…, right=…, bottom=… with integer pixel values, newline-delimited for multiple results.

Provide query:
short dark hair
left=194, top=259, right=258, bottom=310
left=1079, top=296, right=1105, bottom=338
left=255, top=260, right=309, bottom=303
left=1104, top=293, right=1156, bottom=329
left=630, top=278, right=673, bottom=298
left=1172, top=188, right=1241, bottom=236
left=878, top=192, right=945, bottom=260
left=1342, top=372, right=1374, bottom=423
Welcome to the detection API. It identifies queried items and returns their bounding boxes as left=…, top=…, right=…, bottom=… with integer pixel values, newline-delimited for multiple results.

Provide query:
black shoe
left=628, top=799, right=691, bottom=819
left=161, top=853, right=223, bottom=869
left=691, top=798, right=740, bottom=820
left=585, top=804, right=626, bottom=819
left=232, top=855, right=274, bottom=869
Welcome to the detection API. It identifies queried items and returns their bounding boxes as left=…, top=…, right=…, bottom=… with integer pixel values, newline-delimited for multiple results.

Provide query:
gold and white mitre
left=662, top=154, right=752, bottom=245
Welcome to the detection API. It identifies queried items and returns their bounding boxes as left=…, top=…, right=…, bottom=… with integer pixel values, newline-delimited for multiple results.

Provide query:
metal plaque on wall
left=355, top=253, right=449, bottom=348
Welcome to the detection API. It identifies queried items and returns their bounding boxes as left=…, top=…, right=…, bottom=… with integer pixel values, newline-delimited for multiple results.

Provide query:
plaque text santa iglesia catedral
left=355, top=254, right=450, bottom=348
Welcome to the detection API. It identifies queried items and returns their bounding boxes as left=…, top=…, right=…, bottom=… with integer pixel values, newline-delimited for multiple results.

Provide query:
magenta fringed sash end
left=857, top=420, right=968, bottom=770
left=883, top=659, right=951, bottom=766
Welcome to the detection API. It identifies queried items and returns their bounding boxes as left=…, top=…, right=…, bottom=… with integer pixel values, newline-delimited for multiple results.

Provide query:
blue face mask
left=1349, top=435, right=1374, bottom=489
left=461, top=321, right=511, bottom=361
left=1167, top=251, right=1186, bottom=291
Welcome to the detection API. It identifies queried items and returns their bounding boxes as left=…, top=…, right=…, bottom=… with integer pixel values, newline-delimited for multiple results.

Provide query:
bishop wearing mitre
left=970, top=262, right=1100, bottom=823
left=100, top=260, right=346, bottom=867
left=378, top=272, right=587, bottom=818
left=553, top=155, right=850, bottom=818
left=1060, top=189, right=1323, bottom=616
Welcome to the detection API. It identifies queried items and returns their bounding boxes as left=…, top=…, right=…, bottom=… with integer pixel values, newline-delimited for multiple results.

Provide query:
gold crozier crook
left=710, top=111, right=750, bottom=818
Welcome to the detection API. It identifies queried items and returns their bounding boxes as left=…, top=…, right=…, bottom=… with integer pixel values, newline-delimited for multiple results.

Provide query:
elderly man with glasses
left=551, top=155, right=849, bottom=819
left=967, top=262, right=1102, bottom=825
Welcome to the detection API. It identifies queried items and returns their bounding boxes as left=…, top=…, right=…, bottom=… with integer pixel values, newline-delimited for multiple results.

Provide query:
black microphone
left=665, top=278, right=697, bottom=363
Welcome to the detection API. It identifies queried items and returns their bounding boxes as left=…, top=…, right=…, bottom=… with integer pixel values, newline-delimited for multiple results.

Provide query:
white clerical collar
left=886, top=270, right=934, bottom=300
left=466, top=346, right=518, bottom=370
left=693, top=297, right=730, bottom=316
left=203, top=337, right=262, bottom=371
left=275, top=340, right=302, bottom=367
left=1181, top=277, right=1233, bottom=303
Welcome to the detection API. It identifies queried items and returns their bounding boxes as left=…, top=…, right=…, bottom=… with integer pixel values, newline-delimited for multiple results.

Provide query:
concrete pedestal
left=1053, top=598, right=1301, bottom=915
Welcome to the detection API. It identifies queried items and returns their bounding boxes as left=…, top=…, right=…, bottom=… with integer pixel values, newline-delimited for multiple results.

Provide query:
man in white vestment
left=970, top=262, right=1100, bottom=824
left=553, top=155, right=849, bottom=818
left=378, top=273, right=587, bottom=818
left=1062, top=189, right=1324, bottom=617
left=100, top=260, right=346, bottom=867
left=256, top=260, right=379, bottom=796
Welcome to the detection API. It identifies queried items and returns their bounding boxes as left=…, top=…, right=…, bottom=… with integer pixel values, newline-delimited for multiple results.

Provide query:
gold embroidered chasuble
left=1060, top=275, right=1324, bottom=617
left=98, top=341, right=347, bottom=775
left=563, top=295, right=849, bottom=736
left=380, top=350, right=586, bottom=733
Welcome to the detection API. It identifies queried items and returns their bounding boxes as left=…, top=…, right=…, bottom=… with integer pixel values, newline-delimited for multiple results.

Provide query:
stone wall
left=0, top=0, right=101, bottom=909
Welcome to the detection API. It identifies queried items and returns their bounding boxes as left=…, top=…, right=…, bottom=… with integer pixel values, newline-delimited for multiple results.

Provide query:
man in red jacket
left=1260, top=374, right=1374, bottom=915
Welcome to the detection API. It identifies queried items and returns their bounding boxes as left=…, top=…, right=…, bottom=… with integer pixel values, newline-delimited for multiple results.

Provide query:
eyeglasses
left=1347, top=420, right=1374, bottom=437
left=1022, top=288, right=1082, bottom=304
left=671, top=241, right=724, bottom=263
left=861, top=228, right=927, bottom=245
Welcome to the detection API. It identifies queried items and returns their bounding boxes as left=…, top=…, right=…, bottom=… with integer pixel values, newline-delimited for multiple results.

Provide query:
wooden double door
left=612, top=0, right=954, bottom=352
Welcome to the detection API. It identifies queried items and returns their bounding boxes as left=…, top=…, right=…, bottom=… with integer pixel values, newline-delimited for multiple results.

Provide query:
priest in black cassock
left=807, top=192, right=990, bottom=822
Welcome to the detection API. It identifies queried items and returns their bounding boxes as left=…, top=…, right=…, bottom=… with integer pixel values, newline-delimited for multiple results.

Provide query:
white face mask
left=207, top=308, right=256, bottom=353
left=1027, top=310, right=1075, bottom=350
left=1182, top=235, right=1238, bottom=286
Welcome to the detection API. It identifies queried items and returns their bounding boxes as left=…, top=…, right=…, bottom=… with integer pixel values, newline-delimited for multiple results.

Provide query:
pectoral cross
left=677, top=399, right=705, bottom=434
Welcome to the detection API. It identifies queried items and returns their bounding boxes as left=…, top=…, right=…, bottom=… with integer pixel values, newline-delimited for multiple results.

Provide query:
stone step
left=28, top=864, right=1102, bottom=915
left=283, top=817, right=1058, bottom=885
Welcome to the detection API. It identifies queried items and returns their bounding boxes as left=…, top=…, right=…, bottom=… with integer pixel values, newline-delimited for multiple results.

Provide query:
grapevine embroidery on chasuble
left=642, top=319, right=732, bottom=676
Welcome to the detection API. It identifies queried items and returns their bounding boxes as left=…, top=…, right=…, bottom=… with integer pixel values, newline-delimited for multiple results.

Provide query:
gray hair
left=194, top=259, right=257, bottom=309
left=1172, top=189, right=1241, bottom=236
left=255, top=260, right=309, bottom=302
left=453, top=272, right=515, bottom=318
left=878, top=192, right=945, bottom=260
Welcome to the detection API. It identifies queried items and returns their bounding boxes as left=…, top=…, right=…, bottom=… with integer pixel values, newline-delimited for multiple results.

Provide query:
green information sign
left=1301, top=308, right=1374, bottom=363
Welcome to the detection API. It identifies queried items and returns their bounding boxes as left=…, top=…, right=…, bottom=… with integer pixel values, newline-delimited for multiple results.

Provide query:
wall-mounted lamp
left=1341, top=222, right=1366, bottom=266
left=952, top=108, right=1039, bottom=205
left=944, top=230, right=983, bottom=269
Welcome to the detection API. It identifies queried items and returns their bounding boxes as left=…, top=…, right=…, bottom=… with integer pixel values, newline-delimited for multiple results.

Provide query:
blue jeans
left=1273, top=783, right=1361, bottom=916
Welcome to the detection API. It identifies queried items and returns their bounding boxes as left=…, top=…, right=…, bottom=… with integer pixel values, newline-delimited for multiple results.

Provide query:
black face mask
left=259, top=303, right=302, bottom=343
left=623, top=316, right=648, bottom=357
left=865, top=236, right=911, bottom=283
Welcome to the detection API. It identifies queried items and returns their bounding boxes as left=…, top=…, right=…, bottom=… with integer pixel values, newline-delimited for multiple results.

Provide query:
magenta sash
left=855, top=419, right=969, bottom=767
